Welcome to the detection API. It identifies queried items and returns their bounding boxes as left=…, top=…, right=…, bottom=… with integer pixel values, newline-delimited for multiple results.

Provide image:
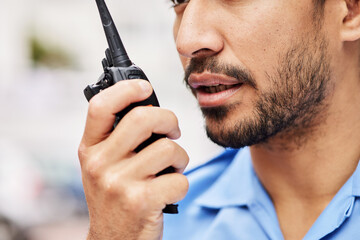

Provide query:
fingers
left=78, top=78, right=189, bottom=239
left=98, top=138, right=189, bottom=183
left=82, top=80, right=153, bottom=147
left=132, top=138, right=189, bottom=176
left=105, top=107, right=181, bottom=156
left=149, top=173, right=189, bottom=207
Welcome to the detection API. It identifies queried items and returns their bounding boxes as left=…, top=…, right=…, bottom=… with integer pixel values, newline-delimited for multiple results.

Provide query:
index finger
left=81, top=80, right=152, bottom=147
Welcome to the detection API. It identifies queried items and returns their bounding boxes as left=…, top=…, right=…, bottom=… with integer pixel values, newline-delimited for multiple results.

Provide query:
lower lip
left=195, top=84, right=243, bottom=107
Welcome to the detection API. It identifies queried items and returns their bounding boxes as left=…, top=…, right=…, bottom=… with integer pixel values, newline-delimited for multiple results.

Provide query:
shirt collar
left=304, top=160, right=360, bottom=239
left=351, top=160, right=360, bottom=197
left=195, top=148, right=360, bottom=209
left=195, top=147, right=256, bottom=208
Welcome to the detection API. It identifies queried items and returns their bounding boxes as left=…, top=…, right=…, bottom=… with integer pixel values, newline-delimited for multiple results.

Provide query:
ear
left=341, top=0, right=360, bottom=41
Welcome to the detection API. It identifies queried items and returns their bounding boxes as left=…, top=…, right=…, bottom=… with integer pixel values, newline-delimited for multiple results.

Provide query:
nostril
left=192, top=48, right=216, bottom=58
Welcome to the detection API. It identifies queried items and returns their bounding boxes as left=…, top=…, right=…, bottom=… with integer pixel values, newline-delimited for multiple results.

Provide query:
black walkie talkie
left=84, top=0, right=178, bottom=214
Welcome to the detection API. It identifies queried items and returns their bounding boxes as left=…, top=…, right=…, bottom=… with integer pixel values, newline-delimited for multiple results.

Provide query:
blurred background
left=0, top=0, right=222, bottom=239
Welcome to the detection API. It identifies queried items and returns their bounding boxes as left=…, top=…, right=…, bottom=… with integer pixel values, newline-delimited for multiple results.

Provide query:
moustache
left=184, top=56, right=257, bottom=89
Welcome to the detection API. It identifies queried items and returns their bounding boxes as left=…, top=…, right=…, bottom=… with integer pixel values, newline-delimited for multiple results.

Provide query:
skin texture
left=173, top=0, right=360, bottom=239
left=183, top=28, right=332, bottom=150
left=79, top=0, right=360, bottom=239
left=78, top=80, right=189, bottom=240
left=175, top=0, right=334, bottom=149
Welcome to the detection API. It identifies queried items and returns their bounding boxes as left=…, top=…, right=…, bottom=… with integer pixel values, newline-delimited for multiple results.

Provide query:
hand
left=78, top=80, right=189, bottom=240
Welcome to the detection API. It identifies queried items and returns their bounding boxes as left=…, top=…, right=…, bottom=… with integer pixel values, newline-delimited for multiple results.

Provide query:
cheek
left=179, top=56, right=189, bottom=70
left=173, top=17, right=189, bottom=70
left=224, top=5, right=314, bottom=91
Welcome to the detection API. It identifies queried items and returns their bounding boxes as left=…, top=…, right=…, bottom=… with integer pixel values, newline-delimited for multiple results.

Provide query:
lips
left=200, top=84, right=241, bottom=93
left=188, top=72, right=244, bottom=107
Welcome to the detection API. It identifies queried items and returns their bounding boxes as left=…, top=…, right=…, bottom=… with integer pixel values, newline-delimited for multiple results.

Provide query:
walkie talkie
left=84, top=0, right=178, bottom=214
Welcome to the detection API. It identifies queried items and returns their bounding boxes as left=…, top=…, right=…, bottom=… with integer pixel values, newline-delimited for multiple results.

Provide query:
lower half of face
left=186, top=31, right=332, bottom=149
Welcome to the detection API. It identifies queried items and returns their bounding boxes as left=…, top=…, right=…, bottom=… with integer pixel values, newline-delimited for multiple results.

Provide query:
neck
left=250, top=47, right=360, bottom=204
left=250, top=133, right=360, bottom=202
left=250, top=68, right=360, bottom=238
left=250, top=97, right=360, bottom=204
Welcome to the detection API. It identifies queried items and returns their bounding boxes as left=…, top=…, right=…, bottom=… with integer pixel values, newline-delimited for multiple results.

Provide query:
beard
left=184, top=33, right=332, bottom=149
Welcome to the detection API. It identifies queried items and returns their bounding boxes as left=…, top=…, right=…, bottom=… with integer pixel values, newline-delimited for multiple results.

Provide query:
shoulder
left=184, top=148, right=240, bottom=197
left=180, top=147, right=251, bottom=209
left=186, top=148, right=240, bottom=175
left=163, top=148, right=247, bottom=239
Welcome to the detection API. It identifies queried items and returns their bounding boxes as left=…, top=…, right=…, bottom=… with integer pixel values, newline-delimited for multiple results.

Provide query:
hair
left=314, top=0, right=326, bottom=8
left=312, top=0, right=326, bottom=26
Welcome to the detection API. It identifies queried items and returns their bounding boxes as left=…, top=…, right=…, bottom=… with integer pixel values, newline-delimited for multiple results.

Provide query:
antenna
left=95, top=0, right=132, bottom=67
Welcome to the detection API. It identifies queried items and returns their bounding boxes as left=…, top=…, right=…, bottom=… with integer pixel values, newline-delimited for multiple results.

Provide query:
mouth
left=188, top=72, right=244, bottom=107
left=197, top=83, right=243, bottom=94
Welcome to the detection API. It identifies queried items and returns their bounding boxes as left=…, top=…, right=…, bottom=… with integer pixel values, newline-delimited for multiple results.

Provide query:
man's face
left=172, top=0, right=334, bottom=148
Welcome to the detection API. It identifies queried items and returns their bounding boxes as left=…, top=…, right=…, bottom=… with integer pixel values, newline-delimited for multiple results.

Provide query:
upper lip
left=188, top=72, right=241, bottom=89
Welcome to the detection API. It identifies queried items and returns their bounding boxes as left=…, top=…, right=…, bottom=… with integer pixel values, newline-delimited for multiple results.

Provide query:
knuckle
left=83, top=151, right=105, bottom=180
left=119, top=81, right=139, bottom=97
left=119, top=79, right=133, bottom=89
left=128, top=107, right=147, bottom=125
left=85, top=160, right=102, bottom=180
left=176, top=174, right=189, bottom=197
left=143, top=184, right=154, bottom=199
left=168, top=110, right=179, bottom=126
left=102, top=172, right=122, bottom=196
left=161, top=109, right=179, bottom=128
left=182, top=150, right=190, bottom=168
left=88, top=95, right=105, bottom=119
left=129, top=81, right=141, bottom=93
left=160, top=139, right=178, bottom=155
left=119, top=185, right=147, bottom=213
left=163, top=110, right=180, bottom=138
left=184, top=148, right=190, bottom=163
left=77, top=143, right=88, bottom=164
left=101, top=170, right=140, bottom=201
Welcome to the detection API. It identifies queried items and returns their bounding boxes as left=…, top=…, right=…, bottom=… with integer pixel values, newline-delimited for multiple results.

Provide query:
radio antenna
left=95, top=0, right=132, bottom=67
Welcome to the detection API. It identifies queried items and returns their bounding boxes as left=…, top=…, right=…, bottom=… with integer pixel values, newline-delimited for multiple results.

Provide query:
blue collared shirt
left=163, top=148, right=360, bottom=239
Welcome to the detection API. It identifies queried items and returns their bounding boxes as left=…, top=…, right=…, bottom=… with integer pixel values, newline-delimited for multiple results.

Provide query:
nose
left=174, top=0, right=224, bottom=59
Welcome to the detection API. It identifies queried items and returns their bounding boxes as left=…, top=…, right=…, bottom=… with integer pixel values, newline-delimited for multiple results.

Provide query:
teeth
left=208, top=86, right=217, bottom=93
left=203, top=84, right=239, bottom=93
left=219, top=85, right=227, bottom=92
